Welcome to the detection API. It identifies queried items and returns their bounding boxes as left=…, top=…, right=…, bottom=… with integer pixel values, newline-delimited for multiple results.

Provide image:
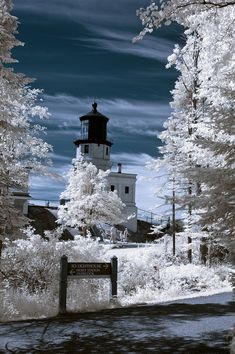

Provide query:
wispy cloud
left=79, top=29, right=174, bottom=61
left=43, top=93, right=171, bottom=136
left=30, top=164, right=69, bottom=201
left=48, top=153, right=72, bottom=163
left=30, top=152, right=170, bottom=214
left=14, top=0, right=147, bottom=27
left=111, top=152, right=153, bottom=166
left=15, top=0, right=175, bottom=61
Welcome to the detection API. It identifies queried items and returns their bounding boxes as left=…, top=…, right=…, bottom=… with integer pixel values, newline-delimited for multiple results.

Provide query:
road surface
left=0, top=292, right=234, bottom=353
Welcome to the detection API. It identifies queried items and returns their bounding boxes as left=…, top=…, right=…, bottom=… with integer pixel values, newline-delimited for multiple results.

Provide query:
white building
left=12, top=168, right=31, bottom=216
left=74, top=102, right=137, bottom=232
left=13, top=191, right=30, bottom=216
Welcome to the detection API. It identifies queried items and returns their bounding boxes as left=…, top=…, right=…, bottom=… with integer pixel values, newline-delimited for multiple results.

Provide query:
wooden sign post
left=59, top=255, right=118, bottom=314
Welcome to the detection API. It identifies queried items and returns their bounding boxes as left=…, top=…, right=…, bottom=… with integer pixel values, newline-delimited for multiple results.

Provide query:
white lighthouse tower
left=74, top=102, right=137, bottom=232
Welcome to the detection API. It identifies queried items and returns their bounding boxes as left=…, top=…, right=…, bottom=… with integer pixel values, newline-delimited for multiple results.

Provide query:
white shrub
left=115, top=248, right=232, bottom=306
left=0, top=228, right=232, bottom=321
left=0, top=228, right=108, bottom=320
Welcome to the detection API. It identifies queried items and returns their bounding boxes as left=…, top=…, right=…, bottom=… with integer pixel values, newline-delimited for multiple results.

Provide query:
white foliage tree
left=57, top=157, right=126, bottom=234
left=136, top=0, right=235, bottom=254
left=0, top=0, right=52, bottom=237
left=134, top=0, right=234, bottom=41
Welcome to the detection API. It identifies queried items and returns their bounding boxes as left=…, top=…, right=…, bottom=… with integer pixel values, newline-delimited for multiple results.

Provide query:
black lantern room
left=74, top=102, right=113, bottom=148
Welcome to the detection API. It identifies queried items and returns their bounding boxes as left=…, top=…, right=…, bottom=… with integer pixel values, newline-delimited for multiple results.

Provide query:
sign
left=58, top=255, right=118, bottom=315
left=67, top=262, right=111, bottom=277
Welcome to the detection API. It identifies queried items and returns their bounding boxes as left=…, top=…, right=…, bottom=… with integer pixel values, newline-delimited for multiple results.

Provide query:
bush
left=0, top=228, right=109, bottom=320
left=0, top=228, right=232, bottom=320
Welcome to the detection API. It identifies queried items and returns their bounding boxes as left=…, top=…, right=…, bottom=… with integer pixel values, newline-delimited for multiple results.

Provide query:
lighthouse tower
left=74, top=102, right=112, bottom=171
left=74, top=102, right=137, bottom=232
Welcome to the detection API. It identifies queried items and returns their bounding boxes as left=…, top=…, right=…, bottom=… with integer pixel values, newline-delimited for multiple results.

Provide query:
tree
left=57, top=157, right=126, bottom=234
left=136, top=0, right=235, bottom=253
left=134, top=0, right=235, bottom=42
left=185, top=9, right=235, bottom=245
left=147, top=26, right=206, bottom=261
left=0, top=0, right=52, bottom=238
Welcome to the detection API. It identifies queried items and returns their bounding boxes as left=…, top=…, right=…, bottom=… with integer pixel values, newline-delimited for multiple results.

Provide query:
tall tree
left=136, top=0, right=235, bottom=252
left=57, top=157, right=126, bottom=234
left=0, top=0, right=52, bottom=238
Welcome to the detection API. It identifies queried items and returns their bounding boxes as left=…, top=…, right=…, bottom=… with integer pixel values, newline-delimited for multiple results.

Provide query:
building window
left=106, top=147, right=109, bottom=156
left=125, top=186, right=129, bottom=194
left=111, top=185, right=115, bottom=192
left=84, top=145, right=89, bottom=153
left=81, top=120, right=89, bottom=139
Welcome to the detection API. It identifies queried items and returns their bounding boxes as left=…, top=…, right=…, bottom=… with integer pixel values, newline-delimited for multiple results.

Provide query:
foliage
left=0, top=0, right=52, bottom=238
left=0, top=227, right=108, bottom=319
left=136, top=0, right=235, bottom=249
left=118, top=244, right=231, bottom=305
left=0, top=228, right=231, bottom=320
left=57, top=157, right=126, bottom=232
left=134, top=0, right=235, bottom=41
left=0, top=227, right=105, bottom=292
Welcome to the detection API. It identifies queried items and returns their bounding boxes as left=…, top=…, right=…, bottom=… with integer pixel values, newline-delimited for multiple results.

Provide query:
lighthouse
left=74, top=102, right=137, bottom=232
left=74, top=102, right=112, bottom=171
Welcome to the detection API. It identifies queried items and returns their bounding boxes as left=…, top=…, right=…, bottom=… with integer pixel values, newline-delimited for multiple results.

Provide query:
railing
left=28, top=198, right=59, bottom=208
left=28, top=200, right=170, bottom=226
left=137, top=208, right=169, bottom=226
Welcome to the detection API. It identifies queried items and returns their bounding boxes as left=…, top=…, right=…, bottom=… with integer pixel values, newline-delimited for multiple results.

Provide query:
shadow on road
left=0, top=297, right=234, bottom=354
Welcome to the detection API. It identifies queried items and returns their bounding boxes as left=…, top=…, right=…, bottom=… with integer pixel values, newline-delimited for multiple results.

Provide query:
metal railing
left=28, top=199, right=170, bottom=226
left=28, top=198, right=59, bottom=208
left=137, top=208, right=169, bottom=226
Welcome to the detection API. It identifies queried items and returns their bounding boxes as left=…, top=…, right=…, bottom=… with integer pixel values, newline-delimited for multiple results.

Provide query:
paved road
left=0, top=292, right=234, bottom=353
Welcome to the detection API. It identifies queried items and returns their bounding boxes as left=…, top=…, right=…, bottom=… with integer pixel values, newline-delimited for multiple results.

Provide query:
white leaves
left=0, top=1, right=52, bottom=237
left=30, top=105, right=49, bottom=119
left=57, top=157, right=126, bottom=230
left=139, top=1, right=235, bottom=241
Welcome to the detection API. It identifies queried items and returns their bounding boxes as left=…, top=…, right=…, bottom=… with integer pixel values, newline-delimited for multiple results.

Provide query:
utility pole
left=188, top=183, right=193, bottom=263
left=172, top=179, right=176, bottom=256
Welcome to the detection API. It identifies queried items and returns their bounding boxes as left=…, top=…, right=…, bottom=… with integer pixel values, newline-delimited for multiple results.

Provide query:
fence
left=137, top=208, right=169, bottom=226
left=28, top=198, right=59, bottom=208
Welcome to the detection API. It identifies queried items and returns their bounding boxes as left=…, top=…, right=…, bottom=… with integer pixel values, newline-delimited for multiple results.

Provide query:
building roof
left=109, top=171, right=137, bottom=177
left=80, top=102, right=109, bottom=121
left=12, top=191, right=31, bottom=198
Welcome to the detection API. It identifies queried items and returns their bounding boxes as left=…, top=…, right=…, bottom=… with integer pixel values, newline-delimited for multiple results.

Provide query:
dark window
left=84, top=145, right=89, bottom=153
left=111, top=185, right=115, bottom=192
left=106, top=147, right=109, bottom=155
left=125, top=186, right=129, bottom=194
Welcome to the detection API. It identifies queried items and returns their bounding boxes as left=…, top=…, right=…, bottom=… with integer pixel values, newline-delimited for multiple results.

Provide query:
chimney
left=117, top=163, right=122, bottom=173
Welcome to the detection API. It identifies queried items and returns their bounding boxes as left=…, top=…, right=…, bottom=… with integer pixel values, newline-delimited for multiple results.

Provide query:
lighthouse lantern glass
left=81, top=120, right=88, bottom=139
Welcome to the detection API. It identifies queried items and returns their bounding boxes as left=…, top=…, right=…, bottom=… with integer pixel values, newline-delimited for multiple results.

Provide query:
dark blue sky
left=13, top=0, right=183, bottom=210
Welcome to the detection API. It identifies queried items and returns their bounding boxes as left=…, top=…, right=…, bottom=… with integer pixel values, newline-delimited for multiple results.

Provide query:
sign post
left=59, top=255, right=68, bottom=314
left=111, top=256, right=117, bottom=299
left=58, top=256, right=118, bottom=315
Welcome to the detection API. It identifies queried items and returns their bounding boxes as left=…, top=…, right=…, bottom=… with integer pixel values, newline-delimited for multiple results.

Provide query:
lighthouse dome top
left=80, top=102, right=109, bottom=122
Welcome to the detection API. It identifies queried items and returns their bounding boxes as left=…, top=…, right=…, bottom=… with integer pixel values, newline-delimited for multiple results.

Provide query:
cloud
left=78, top=28, right=174, bottom=61
left=29, top=164, right=69, bottom=201
left=111, top=152, right=153, bottom=166
left=30, top=95, right=170, bottom=210
left=29, top=152, right=171, bottom=215
left=14, top=0, right=148, bottom=27
left=48, top=153, right=72, bottom=163
left=14, top=0, right=175, bottom=61
left=128, top=165, right=171, bottom=214
left=43, top=93, right=171, bottom=135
